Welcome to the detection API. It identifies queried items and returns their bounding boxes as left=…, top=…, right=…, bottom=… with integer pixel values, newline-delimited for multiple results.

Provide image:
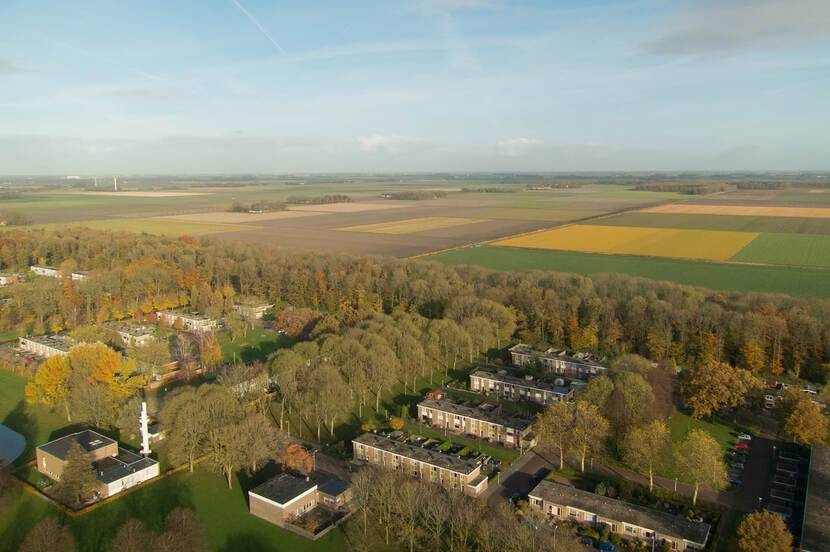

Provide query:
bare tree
left=19, top=517, right=75, bottom=552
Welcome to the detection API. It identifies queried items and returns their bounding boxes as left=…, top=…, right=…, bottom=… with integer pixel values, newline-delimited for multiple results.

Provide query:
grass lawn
left=594, top=212, right=830, bottom=235
left=0, top=329, right=21, bottom=344
left=731, top=233, right=830, bottom=268
left=218, top=327, right=295, bottom=363
left=425, top=245, right=830, bottom=298
left=669, top=411, right=738, bottom=458
left=0, top=370, right=72, bottom=465
left=0, top=467, right=345, bottom=552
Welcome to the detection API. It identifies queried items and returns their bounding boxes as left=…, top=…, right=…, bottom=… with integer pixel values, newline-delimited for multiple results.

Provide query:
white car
left=738, top=433, right=752, bottom=441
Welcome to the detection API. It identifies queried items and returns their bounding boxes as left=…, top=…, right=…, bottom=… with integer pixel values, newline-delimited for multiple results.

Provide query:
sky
left=1, top=0, right=829, bottom=174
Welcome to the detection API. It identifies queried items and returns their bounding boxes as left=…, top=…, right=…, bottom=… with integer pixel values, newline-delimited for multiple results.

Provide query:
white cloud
left=357, top=135, right=422, bottom=154
left=497, top=137, right=543, bottom=157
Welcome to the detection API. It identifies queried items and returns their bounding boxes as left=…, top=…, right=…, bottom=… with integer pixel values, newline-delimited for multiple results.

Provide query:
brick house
left=416, top=398, right=533, bottom=448
left=508, top=344, right=607, bottom=379
left=36, top=430, right=159, bottom=498
left=352, top=433, right=488, bottom=497
left=470, top=370, right=573, bottom=405
left=528, top=480, right=710, bottom=551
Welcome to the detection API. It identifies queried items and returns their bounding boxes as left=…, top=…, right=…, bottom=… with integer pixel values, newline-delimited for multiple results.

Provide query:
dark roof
left=802, top=446, right=830, bottom=552
left=250, top=474, right=317, bottom=506
left=353, top=433, right=481, bottom=476
left=529, top=480, right=711, bottom=546
left=37, top=430, right=115, bottom=461
left=318, top=478, right=349, bottom=497
left=417, top=398, right=533, bottom=431
left=470, top=370, right=572, bottom=396
left=510, top=344, right=607, bottom=368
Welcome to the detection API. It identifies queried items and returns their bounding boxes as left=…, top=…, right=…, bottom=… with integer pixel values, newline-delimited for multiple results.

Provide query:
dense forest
left=0, top=228, right=829, bottom=383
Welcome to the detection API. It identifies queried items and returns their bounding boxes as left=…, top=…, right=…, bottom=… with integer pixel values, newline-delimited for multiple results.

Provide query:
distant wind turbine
left=113, top=176, right=118, bottom=192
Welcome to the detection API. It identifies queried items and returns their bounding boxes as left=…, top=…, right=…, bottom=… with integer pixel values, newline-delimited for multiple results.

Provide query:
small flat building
left=352, top=433, right=488, bottom=496
left=249, top=474, right=320, bottom=527
left=36, top=430, right=159, bottom=499
left=30, top=265, right=61, bottom=278
left=509, top=344, right=607, bottom=379
left=156, top=310, right=217, bottom=333
left=234, top=302, right=274, bottom=320
left=529, top=480, right=710, bottom=551
left=18, top=334, right=72, bottom=358
left=105, top=321, right=155, bottom=346
left=470, top=370, right=573, bottom=405
left=0, top=273, right=20, bottom=286
left=801, top=446, right=830, bottom=552
left=417, top=398, right=533, bottom=448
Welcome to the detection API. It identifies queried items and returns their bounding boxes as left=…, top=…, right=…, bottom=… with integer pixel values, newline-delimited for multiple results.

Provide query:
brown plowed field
left=643, top=204, right=830, bottom=218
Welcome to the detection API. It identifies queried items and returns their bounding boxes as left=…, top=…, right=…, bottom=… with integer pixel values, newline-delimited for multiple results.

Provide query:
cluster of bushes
left=286, top=194, right=352, bottom=204
left=228, top=200, right=286, bottom=213
left=0, top=210, right=29, bottom=226
left=380, top=190, right=447, bottom=200
left=460, top=187, right=518, bottom=193
left=735, top=182, right=790, bottom=190
left=593, top=478, right=723, bottom=523
left=632, top=182, right=731, bottom=194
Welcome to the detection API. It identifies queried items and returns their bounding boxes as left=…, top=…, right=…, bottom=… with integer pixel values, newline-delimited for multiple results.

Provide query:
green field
left=0, top=468, right=345, bottom=552
left=425, top=245, right=830, bottom=298
left=669, top=412, right=737, bottom=458
left=731, top=233, right=830, bottom=267
left=594, top=212, right=830, bottom=235
left=0, top=370, right=69, bottom=465
left=777, top=191, right=830, bottom=203
left=217, top=327, right=295, bottom=363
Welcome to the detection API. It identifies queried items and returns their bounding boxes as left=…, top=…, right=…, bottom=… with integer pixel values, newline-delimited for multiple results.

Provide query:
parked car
left=738, top=433, right=752, bottom=441
left=736, top=442, right=749, bottom=451
left=599, top=543, right=620, bottom=552
left=730, top=461, right=745, bottom=470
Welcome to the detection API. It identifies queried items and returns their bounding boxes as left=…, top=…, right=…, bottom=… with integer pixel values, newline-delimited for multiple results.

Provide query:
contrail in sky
left=231, top=0, right=286, bottom=55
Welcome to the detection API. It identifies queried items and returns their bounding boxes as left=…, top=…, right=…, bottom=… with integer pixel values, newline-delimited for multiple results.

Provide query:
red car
left=736, top=442, right=749, bottom=451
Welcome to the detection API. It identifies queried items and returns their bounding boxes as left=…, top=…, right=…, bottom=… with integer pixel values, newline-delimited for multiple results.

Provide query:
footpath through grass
left=0, top=467, right=345, bottom=552
left=426, top=245, right=830, bottom=298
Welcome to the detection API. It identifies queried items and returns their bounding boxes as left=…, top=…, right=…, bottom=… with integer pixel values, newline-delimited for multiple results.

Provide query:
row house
left=416, top=398, right=533, bottom=448
left=529, top=480, right=710, bottom=551
left=352, top=433, right=488, bottom=497
left=156, top=310, right=217, bottom=333
left=509, top=344, right=607, bottom=379
left=470, top=370, right=573, bottom=405
left=104, top=321, right=155, bottom=346
left=233, top=301, right=274, bottom=320
left=18, top=334, right=73, bottom=358
left=29, top=265, right=87, bottom=280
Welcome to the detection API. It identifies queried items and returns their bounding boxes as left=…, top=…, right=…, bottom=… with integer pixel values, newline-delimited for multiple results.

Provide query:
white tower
left=139, top=401, right=151, bottom=455
left=113, top=176, right=118, bottom=192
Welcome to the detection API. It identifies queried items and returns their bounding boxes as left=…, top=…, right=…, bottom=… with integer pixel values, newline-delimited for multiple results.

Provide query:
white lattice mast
left=139, top=401, right=151, bottom=455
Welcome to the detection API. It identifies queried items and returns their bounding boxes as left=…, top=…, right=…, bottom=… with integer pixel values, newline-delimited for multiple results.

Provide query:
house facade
left=509, top=344, right=607, bottom=379
left=416, top=398, right=533, bottom=448
left=234, top=302, right=274, bottom=320
left=470, top=370, right=573, bottom=405
left=18, top=335, right=72, bottom=358
left=0, top=273, right=20, bottom=286
left=156, top=310, right=217, bottom=333
left=528, top=480, right=710, bottom=551
left=249, top=474, right=319, bottom=527
left=30, top=265, right=61, bottom=278
left=36, top=430, right=159, bottom=498
left=352, top=433, right=488, bottom=496
left=105, top=321, right=154, bottom=346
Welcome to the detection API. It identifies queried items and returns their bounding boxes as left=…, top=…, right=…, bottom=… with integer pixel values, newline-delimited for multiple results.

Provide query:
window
left=624, top=525, right=635, bottom=534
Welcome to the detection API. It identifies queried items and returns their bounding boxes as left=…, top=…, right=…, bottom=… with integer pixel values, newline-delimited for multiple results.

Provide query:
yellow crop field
left=492, top=225, right=760, bottom=261
left=642, top=204, right=830, bottom=218
left=338, top=217, right=489, bottom=235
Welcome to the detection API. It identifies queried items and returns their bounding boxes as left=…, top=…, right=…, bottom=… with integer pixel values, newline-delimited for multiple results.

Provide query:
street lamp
left=758, top=496, right=763, bottom=510
left=553, top=524, right=558, bottom=550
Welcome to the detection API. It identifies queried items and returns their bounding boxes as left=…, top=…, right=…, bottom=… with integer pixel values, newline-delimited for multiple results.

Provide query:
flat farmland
left=36, top=218, right=257, bottom=236
left=425, top=246, right=830, bottom=298
left=642, top=203, right=830, bottom=218
left=731, top=233, right=830, bottom=268
left=492, top=224, right=759, bottom=261
left=338, top=217, right=490, bottom=234
left=593, top=212, right=830, bottom=235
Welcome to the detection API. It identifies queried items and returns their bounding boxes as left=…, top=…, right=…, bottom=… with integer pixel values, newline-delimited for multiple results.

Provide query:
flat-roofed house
left=352, top=433, right=488, bottom=497
left=529, top=480, right=710, bottom=551
left=249, top=474, right=319, bottom=527
left=36, top=429, right=159, bottom=498
left=156, top=310, right=217, bottom=333
left=234, top=301, right=274, bottom=320
left=105, top=321, right=155, bottom=346
left=509, top=344, right=608, bottom=379
left=18, top=334, right=73, bottom=358
left=470, top=370, right=573, bottom=405
left=0, top=273, right=20, bottom=286
left=417, top=398, right=533, bottom=448
left=800, top=446, right=830, bottom=552
left=30, top=265, right=61, bottom=278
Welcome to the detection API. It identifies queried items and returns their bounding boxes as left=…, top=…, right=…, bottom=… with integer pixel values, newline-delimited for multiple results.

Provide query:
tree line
left=1, top=227, right=829, bottom=382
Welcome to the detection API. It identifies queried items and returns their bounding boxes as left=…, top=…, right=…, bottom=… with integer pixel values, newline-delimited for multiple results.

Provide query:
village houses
left=470, top=370, right=573, bottom=405
left=18, top=334, right=73, bottom=358
left=508, top=344, right=608, bottom=379
left=156, top=310, right=217, bottom=333
left=416, top=398, right=534, bottom=449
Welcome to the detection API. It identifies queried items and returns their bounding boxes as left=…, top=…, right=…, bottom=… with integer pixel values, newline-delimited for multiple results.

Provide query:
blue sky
left=1, top=0, right=829, bottom=173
